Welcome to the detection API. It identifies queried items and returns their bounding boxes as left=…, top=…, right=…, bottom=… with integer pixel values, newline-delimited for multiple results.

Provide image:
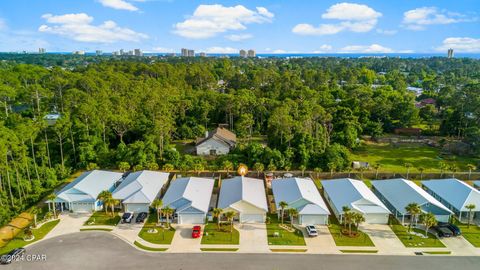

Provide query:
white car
left=305, top=225, right=318, bottom=237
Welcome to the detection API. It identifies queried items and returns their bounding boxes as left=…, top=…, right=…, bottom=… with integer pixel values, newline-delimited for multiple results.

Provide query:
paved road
left=5, top=232, right=480, bottom=270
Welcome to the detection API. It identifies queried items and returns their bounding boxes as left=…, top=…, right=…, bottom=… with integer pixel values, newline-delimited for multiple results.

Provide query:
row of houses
left=52, top=170, right=480, bottom=226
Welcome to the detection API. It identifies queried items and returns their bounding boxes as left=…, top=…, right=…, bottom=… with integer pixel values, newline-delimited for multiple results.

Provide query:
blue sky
left=0, top=0, right=479, bottom=53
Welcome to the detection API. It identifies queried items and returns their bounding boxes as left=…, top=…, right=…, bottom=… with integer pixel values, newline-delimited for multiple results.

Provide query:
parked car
left=136, top=212, right=148, bottom=223
left=432, top=226, right=453, bottom=238
left=0, top=248, right=25, bottom=264
left=192, top=226, right=201, bottom=238
left=305, top=225, right=318, bottom=237
left=438, top=222, right=461, bottom=236
left=121, top=212, right=134, bottom=223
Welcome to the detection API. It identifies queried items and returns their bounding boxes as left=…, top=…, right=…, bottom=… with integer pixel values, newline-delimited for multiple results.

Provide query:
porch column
left=459, top=211, right=462, bottom=223
left=402, top=214, right=405, bottom=225
left=60, top=203, right=63, bottom=212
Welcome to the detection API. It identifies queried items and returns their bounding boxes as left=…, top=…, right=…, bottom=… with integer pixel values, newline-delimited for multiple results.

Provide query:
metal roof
left=112, top=170, right=169, bottom=204
left=271, top=178, right=330, bottom=215
left=55, top=170, right=123, bottom=202
left=474, top=181, right=480, bottom=188
left=162, top=177, right=214, bottom=214
left=372, top=178, right=452, bottom=215
left=422, top=179, right=480, bottom=212
left=218, top=176, right=268, bottom=211
left=322, top=178, right=390, bottom=215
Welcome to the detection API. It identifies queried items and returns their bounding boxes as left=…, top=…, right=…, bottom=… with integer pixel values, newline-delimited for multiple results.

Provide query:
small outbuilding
left=271, top=178, right=330, bottom=225
left=372, top=178, right=453, bottom=224
left=422, top=179, right=480, bottom=223
left=195, top=127, right=237, bottom=156
left=112, top=170, right=170, bottom=213
left=162, top=177, right=214, bottom=224
left=322, top=178, right=390, bottom=224
left=218, top=176, right=268, bottom=223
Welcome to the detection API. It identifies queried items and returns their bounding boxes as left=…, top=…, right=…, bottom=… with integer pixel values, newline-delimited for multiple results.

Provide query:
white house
left=372, top=178, right=453, bottom=224
left=218, top=176, right=268, bottom=223
left=271, top=178, right=330, bottom=225
left=52, top=170, right=123, bottom=213
left=195, top=127, right=236, bottom=156
left=422, top=179, right=480, bottom=223
left=322, top=178, right=390, bottom=224
left=162, top=177, right=214, bottom=224
left=112, top=170, right=170, bottom=213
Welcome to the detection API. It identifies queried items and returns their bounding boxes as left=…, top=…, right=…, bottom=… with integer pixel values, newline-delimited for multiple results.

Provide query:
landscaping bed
left=0, top=219, right=60, bottom=254
left=201, top=223, right=239, bottom=245
left=327, top=217, right=374, bottom=247
left=266, top=215, right=305, bottom=246
left=84, top=211, right=121, bottom=226
left=138, top=214, right=175, bottom=245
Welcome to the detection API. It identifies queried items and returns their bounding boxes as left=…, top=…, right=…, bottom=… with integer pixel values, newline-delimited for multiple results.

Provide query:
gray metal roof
left=322, top=178, right=390, bottom=215
left=55, top=170, right=123, bottom=202
left=422, top=179, right=480, bottom=212
left=218, top=176, right=268, bottom=211
left=112, top=170, right=169, bottom=204
left=162, top=177, right=214, bottom=214
left=474, top=181, right=480, bottom=188
left=372, top=178, right=452, bottom=215
left=271, top=178, right=330, bottom=215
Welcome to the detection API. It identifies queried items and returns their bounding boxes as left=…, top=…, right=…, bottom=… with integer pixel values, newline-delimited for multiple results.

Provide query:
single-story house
left=195, top=127, right=236, bottom=156
left=271, top=178, right=330, bottom=225
left=218, top=176, right=268, bottom=223
left=112, top=170, right=170, bottom=213
left=322, top=178, right=390, bottom=224
left=372, top=178, right=453, bottom=224
left=474, top=181, right=480, bottom=190
left=162, top=177, right=214, bottom=224
left=422, top=179, right=480, bottom=223
left=51, top=170, right=123, bottom=213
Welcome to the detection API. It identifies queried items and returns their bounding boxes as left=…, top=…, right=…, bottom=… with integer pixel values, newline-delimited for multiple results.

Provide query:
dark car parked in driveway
left=0, top=248, right=25, bottom=264
left=438, top=222, right=461, bottom=236
left=136, top=212, right=148, bottom=223
left=121, top=212, right=134, bottom=223
left=431, top=226, right=453, bottom=238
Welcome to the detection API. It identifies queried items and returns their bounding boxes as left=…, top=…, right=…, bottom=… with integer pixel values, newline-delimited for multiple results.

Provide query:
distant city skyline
left=0, top=0, right=479, bottom=53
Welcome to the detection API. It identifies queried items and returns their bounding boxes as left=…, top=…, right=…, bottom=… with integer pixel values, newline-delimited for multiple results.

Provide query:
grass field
left=138, top=214, right=175, bottom=245
left=453, top=219, right=480, bottom=247
left=266, top=215, right=306, bottom=246
left=84, top=211, right=121, bottom=226
left=201, top=223, right=240, bottom=245
left=389, top=218, right=445, bottom=248
left=328, top=217, right=375, bottom=247
left=351, top=142, right=477, bottom=173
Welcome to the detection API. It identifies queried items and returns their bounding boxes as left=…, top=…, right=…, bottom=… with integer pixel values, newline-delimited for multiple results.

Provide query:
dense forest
left=1, top=54, right=480, bottom=224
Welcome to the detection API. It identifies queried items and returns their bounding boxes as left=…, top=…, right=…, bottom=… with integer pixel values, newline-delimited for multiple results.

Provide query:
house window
left=210, top=149, right=217, bottom=155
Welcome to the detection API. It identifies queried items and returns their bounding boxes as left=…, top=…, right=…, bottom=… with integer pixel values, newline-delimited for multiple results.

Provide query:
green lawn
left=84, top=211, right=121, bottom=226
left=0, top=219, right=60, bottom=254
left=266, top=215, right=306, bottom=246
left=133, top=241, right=168, bottom=252
left=138, top=214, right=175, bottom=245
left=389, top=218, right=445, bottom=248
left=351, top=142, right=477, bottom=173
left=453, top=220, right=480, bottom=247
left=201, top=222, right=239, bottom=245
left=328, top=217, right=374, bottom=247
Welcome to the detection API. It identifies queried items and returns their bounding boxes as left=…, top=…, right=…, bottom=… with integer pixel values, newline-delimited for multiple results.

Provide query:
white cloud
left=292, top=3, right=381, bottom=36
left=204, top=47, right=238, bottom=54
left=402, top=7, right=474, bottom=30
left=38, top=13, right=148, bottom=43
left=0, top=18, right=6, bottom=31
left=152, top=47, right=175, bottom=53
left=225, top=33, right=253, bottom=41
left=173, top=4, right=274, bottom=39
left=98, top=0, right=138, bottom=11
left=339, top=44, right=394, bottom=53
left=313, top=44, right=333, bottom=53
left=376, top=29, right=397, bottom=35
left=436, top=37, right=480, bottom=53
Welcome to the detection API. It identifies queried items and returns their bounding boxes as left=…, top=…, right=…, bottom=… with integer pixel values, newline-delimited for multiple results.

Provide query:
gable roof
left=474, top=181, right=480, bottom=188
left=422, top=179, right=480, bottom=212
left=112, top=170, right=169, bottom=204
left=372, top=178, right=452, bottom=215
left=162, top=177, right=214, bottom=214
left=196, top=127, right=237, bottom=147
left=218, top=176, right=268, bottom=211
left=271, top=178, right=330, bottom=215
left=322, top=178, right=390, bottom=215
left=56, top=170, right=123, bottom=202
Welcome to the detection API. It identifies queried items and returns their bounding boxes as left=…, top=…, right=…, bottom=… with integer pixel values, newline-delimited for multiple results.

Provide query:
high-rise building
left=95, top=50, right=103, bottom=56
left=181, top=48, right=195, bottom=57
left=199, top=52, right=207, bottom=57
left=239, top=49, right=247, bottom=57
left=447, top=48, right=454, bottom=58
left=188, top=49, right=195, bottom=57
left=247, top=49, right=256, bottom=58
left=134, top=49, right=143, bottom=57
left=38, top=48, right=46, bottom=54
left=181, top=48, right=188, bottom=57
left=120, top=49, right=125, bottom=55
left=73, top=50, right=85, bottom=55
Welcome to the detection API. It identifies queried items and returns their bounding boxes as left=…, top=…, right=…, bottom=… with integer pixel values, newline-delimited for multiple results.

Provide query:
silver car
left=306, top=225, right=318, bottom=237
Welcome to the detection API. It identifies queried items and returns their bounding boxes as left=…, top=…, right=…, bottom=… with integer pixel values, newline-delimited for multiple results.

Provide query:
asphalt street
left=5, top=232, right=480, bottom=270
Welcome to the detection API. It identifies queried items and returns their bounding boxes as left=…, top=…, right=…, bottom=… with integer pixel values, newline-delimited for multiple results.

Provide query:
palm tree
left=212, top=208, right=223, bottom=230
left=152, top=199, right=163, bottom=224
left=299, top=165, right=306, bottom=177
left=420, top=212, right=437, bottom=237
left=223, top=160, right=234, bottom=175
left=405, top=203, right=422, bottom=231
left=162, top=206, right=174, bottom=227
left=352, top=212, right=365, bottom=232
left=313, top=167, right=322, bottom=179
left=344, top=211, right=355, bottom=236
left=267, top=162, right=276, bottom=173
left=288, top=208, right=298, bottom=227
left=97, top=190, right=112, bottom=214
left=467, top=164, right=476, bottom=180
left=118, top=161, right=130, bottom=172
left=162, top=163, right=174, bottom=172
left=47, top=194, right=57, bottom=219
left=404, top=163, right=412, bottom=179
left=418, top=167, right=425, bottom=180
left=104, top=197, right=119, bottom=216
left=224, top=211, right=236, bottom=233
left=279, top=201, right=288, bottom=224
left=450, top=164, right=458, bottom=178
left=30, top=207, right=39, bottom=228
left=253, top=162, right=264, bottom=177
left=327, top=162, right=336, bottom=177
left=439, top=162, right=447, bottom=178
left=465, top=204, right=476, bottom=228
left=372, top=163, right=381, bottom=179
left=342, top=206, right=351, bottom=229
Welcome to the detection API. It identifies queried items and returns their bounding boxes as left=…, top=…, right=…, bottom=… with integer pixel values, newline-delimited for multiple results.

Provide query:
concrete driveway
left=359, top=224, right=408, bottom=255
left=111, top=221, right=143, bottom=243
left=44, top=213, right=90, bottom=239
left=302, top=225, right=338, bottom=254
left=441, top=236, right=480, bottom=256
left=168, top=225, right=202, bottom=253
left=236, top=223, right=269, bottom=253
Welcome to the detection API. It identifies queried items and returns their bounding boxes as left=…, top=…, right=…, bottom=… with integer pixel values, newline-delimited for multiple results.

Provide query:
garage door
left=300, top=214, right=328, bottom=225
left=179, top=214, right=205, bottom=224
left=71, top=203, right=93, bottom=213
left=240, top=214, right=265, bottom=223
left=125, top=203, right=149, bottom=213
left=364, top=213, right=389, bottom=224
